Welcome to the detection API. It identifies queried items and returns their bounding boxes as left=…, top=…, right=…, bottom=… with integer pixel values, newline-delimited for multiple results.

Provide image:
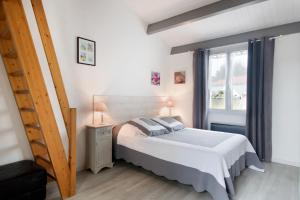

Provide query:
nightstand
left=87, top=124, right=114, bottom=174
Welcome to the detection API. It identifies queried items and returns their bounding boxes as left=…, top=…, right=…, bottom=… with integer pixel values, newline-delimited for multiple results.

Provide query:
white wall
left=0, top=0, right=170, bottom=170
left=166, top=33, right=300, bottom=167
left=0, top=61, right=33, bottom=165
left=272, top=33, right=300, bottom=167
left=166, top=52, right=194, bottom=127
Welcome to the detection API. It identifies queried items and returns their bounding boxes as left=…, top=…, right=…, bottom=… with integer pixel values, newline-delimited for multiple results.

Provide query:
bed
left=113, top=120, right=264, bottom=200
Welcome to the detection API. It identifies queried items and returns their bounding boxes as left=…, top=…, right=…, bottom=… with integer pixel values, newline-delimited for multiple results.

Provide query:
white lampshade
left=94, top=102, right=108, bottom=112
left=166, top=100, right=174, bottom=108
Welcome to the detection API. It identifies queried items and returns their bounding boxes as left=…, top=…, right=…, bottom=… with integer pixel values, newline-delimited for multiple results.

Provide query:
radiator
left=210, top=123, right=246, bottom=135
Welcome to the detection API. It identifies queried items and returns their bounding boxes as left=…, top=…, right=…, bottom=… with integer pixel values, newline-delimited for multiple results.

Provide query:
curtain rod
left=251, top=35, right=283, bottom=42
left=172, top=21, right=300, bottom=54
left=269, top=35, right=283, bottom=40
left=190, top=35, right=284, bottom=50
left=188, top=35, right=284, bottom=51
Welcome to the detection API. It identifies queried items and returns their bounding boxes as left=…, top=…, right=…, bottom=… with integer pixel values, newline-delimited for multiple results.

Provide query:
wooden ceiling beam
left=170, top=21, right=300, bottom=54
left=147, top=0, right=268, bottom=34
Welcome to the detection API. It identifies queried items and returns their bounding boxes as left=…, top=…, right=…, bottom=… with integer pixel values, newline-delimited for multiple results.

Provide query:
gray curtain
left=246, top=37, right=275, bottom=162
left=193, top=49, right=209, bottom=129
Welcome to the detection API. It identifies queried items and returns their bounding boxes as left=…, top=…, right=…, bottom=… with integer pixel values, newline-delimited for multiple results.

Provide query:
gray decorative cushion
left=128, top=118, right=170, bottom=136
left=152, top=117, right=185, bottom=132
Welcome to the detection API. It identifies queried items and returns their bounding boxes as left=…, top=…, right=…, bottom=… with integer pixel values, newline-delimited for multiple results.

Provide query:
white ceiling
left=124, top=0, right=300, bottom=48
left=124, top=0, right=220, bottom=24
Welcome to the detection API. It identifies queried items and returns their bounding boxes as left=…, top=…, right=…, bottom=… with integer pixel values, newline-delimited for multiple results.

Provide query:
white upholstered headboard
left=93, top=95, right=169, bottom=124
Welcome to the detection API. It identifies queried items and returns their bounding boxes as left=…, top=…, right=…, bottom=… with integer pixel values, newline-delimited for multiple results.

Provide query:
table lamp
left=94, top=102, right=108, bottom=125
left=166, top=99, right=174, bottom=116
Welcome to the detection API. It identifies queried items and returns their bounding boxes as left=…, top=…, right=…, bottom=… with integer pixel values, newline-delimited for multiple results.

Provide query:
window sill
left=208, top=109, right=246, bottom=115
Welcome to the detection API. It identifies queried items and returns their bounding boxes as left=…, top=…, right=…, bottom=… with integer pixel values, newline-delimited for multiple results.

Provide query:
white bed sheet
left=117, top=124, right=263, bottom=188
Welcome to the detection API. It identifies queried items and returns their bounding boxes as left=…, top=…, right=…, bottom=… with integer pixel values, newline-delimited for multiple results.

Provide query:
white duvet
left=117, top=124, right=264, bottom=188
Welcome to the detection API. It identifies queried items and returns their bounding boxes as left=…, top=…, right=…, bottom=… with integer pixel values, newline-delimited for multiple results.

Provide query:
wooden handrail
left=69, top=108, right=77, bottom=196
left=31, top=0, right=71, bottom=138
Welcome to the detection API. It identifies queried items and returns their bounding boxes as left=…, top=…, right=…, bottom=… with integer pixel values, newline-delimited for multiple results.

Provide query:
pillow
left=152, top=117, right=185, bottom=132
left=128, top=118, right=169, bottom=136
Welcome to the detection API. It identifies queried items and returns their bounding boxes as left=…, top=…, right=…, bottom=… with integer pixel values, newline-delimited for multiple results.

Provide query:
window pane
left=209, top=53, right=227, bottom=109
left=230, top=50, right=248, bottom=110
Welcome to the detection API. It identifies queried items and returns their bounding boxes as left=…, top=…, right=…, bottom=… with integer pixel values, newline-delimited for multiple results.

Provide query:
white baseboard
left=272, top=157, right=300, bottom=168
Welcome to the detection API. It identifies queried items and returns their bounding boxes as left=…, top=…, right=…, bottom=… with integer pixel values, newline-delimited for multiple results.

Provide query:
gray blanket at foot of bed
left=116, top=145, right=263, bottom=200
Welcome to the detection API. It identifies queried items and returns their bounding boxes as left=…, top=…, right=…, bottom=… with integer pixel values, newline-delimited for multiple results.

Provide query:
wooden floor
left=47, top=161, right=299, bottom=200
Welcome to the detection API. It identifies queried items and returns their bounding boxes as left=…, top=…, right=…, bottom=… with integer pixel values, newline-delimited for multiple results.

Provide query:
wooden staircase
left=0, top=0, right=76, bottom=199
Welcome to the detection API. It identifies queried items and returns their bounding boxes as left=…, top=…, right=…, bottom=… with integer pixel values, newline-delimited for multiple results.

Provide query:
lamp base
left=93, top=112, right=105, bottom=125
left=169, top=108, right=172, bottom=116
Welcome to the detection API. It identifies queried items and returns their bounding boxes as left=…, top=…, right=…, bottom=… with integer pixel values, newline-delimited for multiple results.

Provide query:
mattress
left=114, top=124, right=264, bottom=200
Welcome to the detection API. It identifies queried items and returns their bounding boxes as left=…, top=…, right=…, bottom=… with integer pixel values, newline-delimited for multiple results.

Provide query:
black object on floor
left=0, top=160, right=47, bottom=200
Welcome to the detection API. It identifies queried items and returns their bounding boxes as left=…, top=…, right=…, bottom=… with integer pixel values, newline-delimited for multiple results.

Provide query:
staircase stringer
left=30, top=0, right=77, bottom=196
left=31, top=0, right=71, bottom=138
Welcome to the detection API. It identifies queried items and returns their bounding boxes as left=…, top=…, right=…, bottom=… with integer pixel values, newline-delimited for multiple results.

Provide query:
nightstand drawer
left=96, top=127, right=112, bottom=135
left=96, top=133, right=111, bottom=143
left=103, top=129, right=112, bottom=135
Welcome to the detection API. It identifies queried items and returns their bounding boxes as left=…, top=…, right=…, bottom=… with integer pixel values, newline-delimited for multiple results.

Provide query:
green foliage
left=212, top=90, right=225, bottom=99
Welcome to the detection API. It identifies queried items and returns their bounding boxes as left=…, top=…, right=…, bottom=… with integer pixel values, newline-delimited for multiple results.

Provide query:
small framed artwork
left=77, top=37, right=96, bottom=66
left=151, top=71, right=160, bottom=86
left=174, top=71, right=186, bottom=84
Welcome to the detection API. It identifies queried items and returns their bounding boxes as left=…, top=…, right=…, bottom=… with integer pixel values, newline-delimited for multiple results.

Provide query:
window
left=208, top=46, right=248, bottom=111
left=209, top=53, right=227, bottom=109
left=230, top=51, right=248, bottom=110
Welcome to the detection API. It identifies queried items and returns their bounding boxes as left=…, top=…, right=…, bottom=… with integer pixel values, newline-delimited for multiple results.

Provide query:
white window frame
left=208, top=43, right=248, bottom=115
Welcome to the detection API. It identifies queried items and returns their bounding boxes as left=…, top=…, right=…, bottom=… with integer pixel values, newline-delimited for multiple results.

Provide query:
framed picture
left=151, top=71, right=160, bottom=86
left=174, top=71, right=186, bottom=84
left=77, top=37, right=96, bottom=66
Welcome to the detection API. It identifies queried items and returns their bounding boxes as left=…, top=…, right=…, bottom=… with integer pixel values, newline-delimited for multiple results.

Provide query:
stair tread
left=31, top=140, right=48, bottom=157
left=0, top=21, right=11, bottom=39
left=36, top=155, right=51, bottom=163
left=35, top=155, right=56, bottom=179
left=20, top=107, right=35, bottom=112
left=0, top=17, right=5, bottom=23
left=26, top=128, right=43, bottom=141
left=9, top=70, right=23, bottom=77
left=2, top=50, right=17, bottom=58
left=47, top=173, right=56, bottom=180
left=0, top=4, right=5, bottom=21
left=0, top=31, right=10, bottom=40
left=3, top=54, right=17, bottom=59
left=25, top=123, right=41, bottom=129
left=31, top=139, right=46, bottom=146
left=15, top=89, right=30, bottom=94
